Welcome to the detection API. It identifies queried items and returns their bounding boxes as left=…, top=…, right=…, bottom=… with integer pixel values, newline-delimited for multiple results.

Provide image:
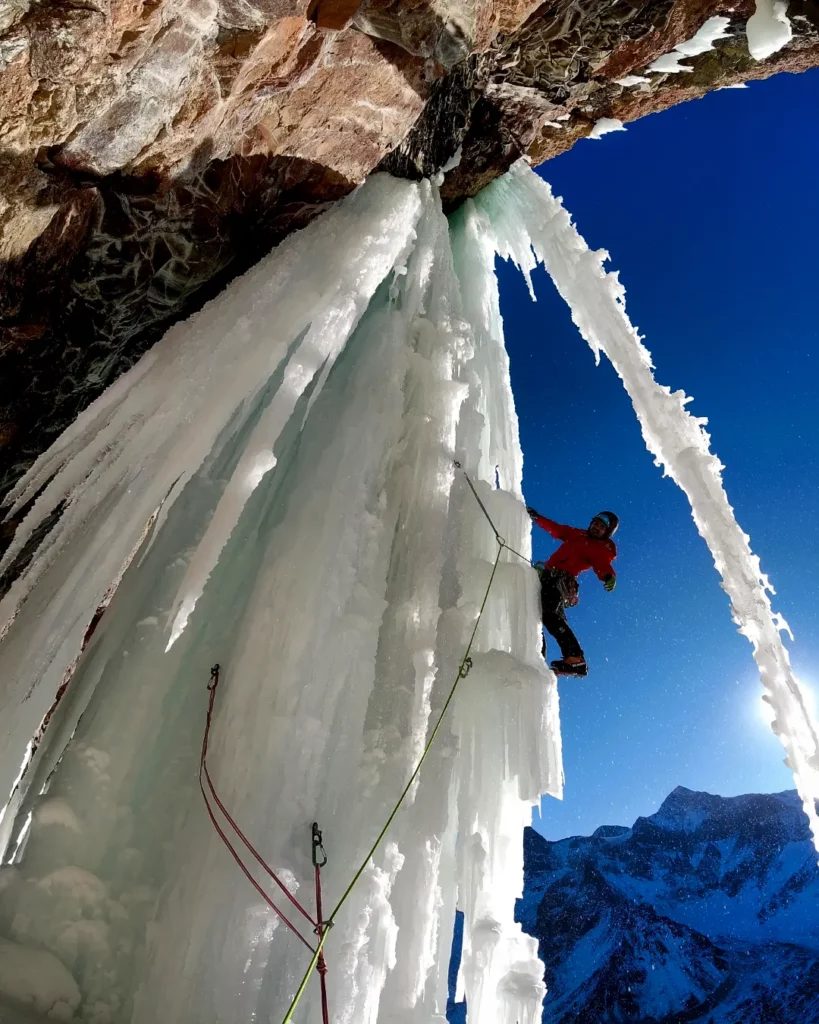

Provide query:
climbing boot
left=550, top=656, right=588, bottom=678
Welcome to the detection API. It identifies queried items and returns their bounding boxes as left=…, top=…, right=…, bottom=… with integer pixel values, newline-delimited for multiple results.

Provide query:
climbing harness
left=538, top=565, right=579, bottom=607
left=200, top=461, right=538, bottom=1024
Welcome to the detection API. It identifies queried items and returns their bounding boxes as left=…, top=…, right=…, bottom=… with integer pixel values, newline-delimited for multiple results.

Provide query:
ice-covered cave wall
left=0, top=172, right=561, bottom=1023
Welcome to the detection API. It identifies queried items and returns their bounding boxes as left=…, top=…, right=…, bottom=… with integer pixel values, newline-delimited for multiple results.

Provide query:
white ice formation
left=647, top=16, right=732, bottom=74
left=473, top=162, right=819, bottom=851
left=0, top=939, right=81, bottom=1019
left=586, top=118, right=627, bottom=140
left=746, top=0, right=793, bottom=60
left=1, top=155, right=817, bottom=1024
left=0, top=171, right=561, bottom=1023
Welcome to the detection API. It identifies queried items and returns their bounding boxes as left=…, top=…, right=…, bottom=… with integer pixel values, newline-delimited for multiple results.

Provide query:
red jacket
left=531, top=514, right=617, bottom=581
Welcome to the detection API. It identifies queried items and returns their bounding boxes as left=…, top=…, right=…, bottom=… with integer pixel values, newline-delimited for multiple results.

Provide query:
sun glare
left=758, top=692, right=777, bottom=726
left=755, top=673, right=819, bottom=732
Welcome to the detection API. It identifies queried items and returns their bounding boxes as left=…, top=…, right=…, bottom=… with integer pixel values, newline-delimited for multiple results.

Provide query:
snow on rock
left=0, top=172, right=560, bottom=1024
left=0, top=939, right=81, bottom=1019
left=474, top=160, right=819, bottom=851
left=647, top=16, right=732, bottom=74
left=439, top=145, right=463, bottom=174
left=672, top=17, right=732, bottom=58
left=747, top=0, right=793, bottom=61
left=586, top=117, right=626, bottom=139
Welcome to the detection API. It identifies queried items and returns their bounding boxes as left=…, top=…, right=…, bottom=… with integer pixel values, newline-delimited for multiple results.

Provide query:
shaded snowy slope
left=518, top=788, right=819, bottom=1023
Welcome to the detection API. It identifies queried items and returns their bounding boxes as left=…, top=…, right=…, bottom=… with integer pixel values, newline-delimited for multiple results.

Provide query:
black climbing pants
left=539, top=569, right=583, bottom=660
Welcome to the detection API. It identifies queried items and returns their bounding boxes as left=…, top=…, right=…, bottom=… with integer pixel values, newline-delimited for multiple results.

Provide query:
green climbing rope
left=280, top=463, right=536, bottom=1023
left=280, top=539, right=505, bottom=1024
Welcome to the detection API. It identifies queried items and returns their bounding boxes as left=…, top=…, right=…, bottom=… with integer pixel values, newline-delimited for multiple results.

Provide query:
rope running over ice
left=200, top=462, right=537, bottom=1024
left=200, top=669, right=318, bottom=949
left=279, top=462, right=536, bottom=1024
left=200, top=667, right=332, bottom=1021
left=454, top=461, right=533, bottom=567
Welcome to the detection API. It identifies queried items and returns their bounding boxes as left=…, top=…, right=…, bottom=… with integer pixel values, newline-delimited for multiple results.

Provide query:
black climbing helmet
left=590, top=511, right=619, bottom=539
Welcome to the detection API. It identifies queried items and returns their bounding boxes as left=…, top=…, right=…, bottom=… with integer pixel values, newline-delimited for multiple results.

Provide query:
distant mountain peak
left=517, top=789, right=819, bottom=1024
left=651, top=786, right=723, bottom=831
left=591, top=824, right=630, bottom=839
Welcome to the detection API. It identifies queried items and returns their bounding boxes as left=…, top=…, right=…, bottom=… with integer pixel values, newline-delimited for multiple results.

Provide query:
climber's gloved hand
left=603, top=574, right=616, bottom=593
left=526, top=506, right=540, bottom=521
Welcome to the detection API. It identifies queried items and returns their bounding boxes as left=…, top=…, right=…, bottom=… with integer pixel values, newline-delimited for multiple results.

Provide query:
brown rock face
left=314, top=0, right=363, bottom=31
left=2, top=0, right=818, bottom=498
left=350, top=0, right=543, bottom=66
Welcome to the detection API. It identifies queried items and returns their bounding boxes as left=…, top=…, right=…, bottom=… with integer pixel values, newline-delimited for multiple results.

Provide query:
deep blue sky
left=498, top=69, right=819, bottom=840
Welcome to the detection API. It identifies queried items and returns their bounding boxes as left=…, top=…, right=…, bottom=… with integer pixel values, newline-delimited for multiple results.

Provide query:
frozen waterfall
left=0, top=157, right=816, bottom=1024
left=0, top=171, right=560, bottom=1024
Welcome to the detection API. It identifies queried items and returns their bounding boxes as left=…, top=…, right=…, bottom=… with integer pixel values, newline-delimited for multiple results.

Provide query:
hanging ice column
left=473, top=160, right=819, bottom=850
left=0, top=173, right=560, bottom=1024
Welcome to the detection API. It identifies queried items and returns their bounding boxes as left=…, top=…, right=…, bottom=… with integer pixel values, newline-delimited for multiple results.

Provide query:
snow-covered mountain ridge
left=517, top=788, right=819, bottom=1023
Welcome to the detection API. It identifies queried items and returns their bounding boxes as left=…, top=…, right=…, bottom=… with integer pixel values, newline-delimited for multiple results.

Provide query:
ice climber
left=526, top=508, right=618, bottom=678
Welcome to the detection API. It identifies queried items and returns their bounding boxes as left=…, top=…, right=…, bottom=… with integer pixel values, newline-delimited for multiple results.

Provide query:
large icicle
left=447, top=198, right=560, bottom=1024
left=0, top=172, right=560, bottom=1024
left=475, top=160, right=819, bottom=850
left=0, top=175, right=423, bottom=801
